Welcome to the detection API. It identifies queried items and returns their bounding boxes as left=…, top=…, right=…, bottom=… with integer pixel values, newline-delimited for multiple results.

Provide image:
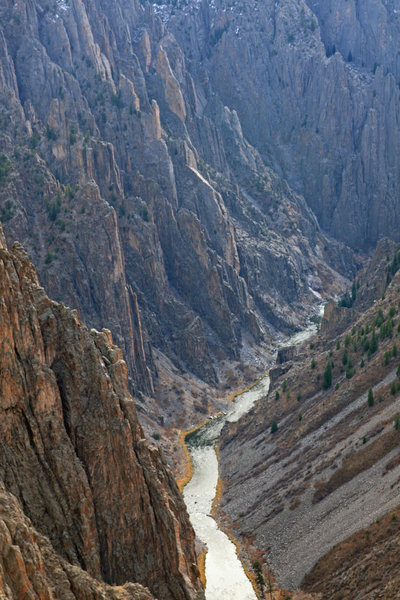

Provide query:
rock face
left=0, top=0, right=355, bottom=401
left=162, top=0, right=400, bottom=249
left=0, top=482, right=155, bottom=600
left=0, top=226, right=204, bottom=600
left=217, top=244, right=400, bottom=593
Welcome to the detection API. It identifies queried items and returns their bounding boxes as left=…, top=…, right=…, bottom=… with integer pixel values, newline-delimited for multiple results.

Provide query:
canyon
left=1, top=0, right=400, bottom=598
left=217, top=241, right=400, bottom=598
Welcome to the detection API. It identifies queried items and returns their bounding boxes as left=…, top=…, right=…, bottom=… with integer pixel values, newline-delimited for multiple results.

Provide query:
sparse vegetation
left=252, top=560, right=265, bottom=597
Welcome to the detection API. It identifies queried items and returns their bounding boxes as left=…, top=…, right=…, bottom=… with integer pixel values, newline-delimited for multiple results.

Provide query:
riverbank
left=182, top=376, right=271, bottom=599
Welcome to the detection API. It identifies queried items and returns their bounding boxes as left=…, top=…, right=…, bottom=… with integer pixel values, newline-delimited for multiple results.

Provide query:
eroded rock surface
left=0, top=0, right=354, bottom=406
left=163, top=0, right=400, bottom=249
left=0, top=482, right=155, bottom=600
left=0, top=226, right=204, bottom=600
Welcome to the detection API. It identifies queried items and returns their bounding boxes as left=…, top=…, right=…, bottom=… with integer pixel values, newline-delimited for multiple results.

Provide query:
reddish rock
left=0, top=226, right=204, bottom=600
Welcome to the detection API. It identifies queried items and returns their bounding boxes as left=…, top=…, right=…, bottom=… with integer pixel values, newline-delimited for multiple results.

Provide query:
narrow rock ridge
left=0, top=225, right=204, bottom=600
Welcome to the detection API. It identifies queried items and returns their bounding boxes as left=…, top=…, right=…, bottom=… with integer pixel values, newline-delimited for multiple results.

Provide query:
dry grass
left=302, top=507, right=400, bottom=599
left=198, top=548, right=207, bottom=588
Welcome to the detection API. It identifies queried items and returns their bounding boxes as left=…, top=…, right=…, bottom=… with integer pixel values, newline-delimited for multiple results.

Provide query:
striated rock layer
left=0, top=225, right=204, bottom=600
left=0, top=481, right=155, bottom=600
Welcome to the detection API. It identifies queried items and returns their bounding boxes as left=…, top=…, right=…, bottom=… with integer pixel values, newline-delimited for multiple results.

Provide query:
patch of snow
left=56, top=0, right=69, bottom=12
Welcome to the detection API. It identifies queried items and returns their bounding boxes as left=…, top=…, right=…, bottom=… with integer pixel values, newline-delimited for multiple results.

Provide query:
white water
left=183, top=305, right=324, bottom=599
left=183, top=377, right=270, bottom=600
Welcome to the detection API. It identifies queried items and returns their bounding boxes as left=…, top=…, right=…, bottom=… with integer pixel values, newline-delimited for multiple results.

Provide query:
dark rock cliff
left=0, top=225, right=204, bottom=600
left=0, top=0, right=354, bottom=401
left=163, top=0, right=400, bottom=249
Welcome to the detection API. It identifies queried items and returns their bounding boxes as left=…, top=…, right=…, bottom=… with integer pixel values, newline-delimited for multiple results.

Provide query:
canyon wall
left=164, top=0, right=400, bottom=249
left=0, top=226, right=203, bottom=600
left=0, top=0, right=354, bottom=400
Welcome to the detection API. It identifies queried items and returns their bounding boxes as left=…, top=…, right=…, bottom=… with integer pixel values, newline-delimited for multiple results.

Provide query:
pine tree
left=367, top=388, right=374, bottom=407
left=322, top=362, right=333, bottom=389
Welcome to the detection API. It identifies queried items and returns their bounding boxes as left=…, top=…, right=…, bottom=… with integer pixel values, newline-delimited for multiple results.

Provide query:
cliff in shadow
left=163, top=0, right=400, bottom=249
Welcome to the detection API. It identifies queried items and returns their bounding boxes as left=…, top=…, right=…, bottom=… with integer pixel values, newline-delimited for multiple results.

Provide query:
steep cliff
left=163, top=0, right=400, bottom=249
left=0, top=0, right=354, bottom=406
left=0, top=226, right=204, bottom=600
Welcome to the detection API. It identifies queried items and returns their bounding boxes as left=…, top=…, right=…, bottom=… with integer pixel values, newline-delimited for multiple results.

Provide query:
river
left=183, top=309, right=323, bottom=599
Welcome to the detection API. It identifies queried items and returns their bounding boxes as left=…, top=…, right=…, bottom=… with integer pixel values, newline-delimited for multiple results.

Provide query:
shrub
left=371, top=329, right=378, bottom=352
left=391, top=381, right=400, bottom=395
left=394, top=414, right=400, bottom=431
left=0, top=153, right=11, bottom=185
left=142, top=205, right=149, bottom=221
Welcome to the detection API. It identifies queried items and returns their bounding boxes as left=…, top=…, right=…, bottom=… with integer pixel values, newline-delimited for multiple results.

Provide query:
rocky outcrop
left=0, top=0, right=355, bottom=406
left=0, top=226, right=204, bottom=600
